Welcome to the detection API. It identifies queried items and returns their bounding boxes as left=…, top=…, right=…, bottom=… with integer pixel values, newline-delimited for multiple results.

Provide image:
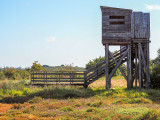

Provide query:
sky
left=0, top=0, right=160, bottom=68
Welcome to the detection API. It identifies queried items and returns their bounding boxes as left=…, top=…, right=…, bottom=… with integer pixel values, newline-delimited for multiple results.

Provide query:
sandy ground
left=89, top=78, right=127, bottom=88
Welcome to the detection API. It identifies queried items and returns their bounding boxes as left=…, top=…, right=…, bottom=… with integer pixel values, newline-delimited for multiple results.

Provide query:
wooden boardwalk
left=31, top=48, right=127, bottom=87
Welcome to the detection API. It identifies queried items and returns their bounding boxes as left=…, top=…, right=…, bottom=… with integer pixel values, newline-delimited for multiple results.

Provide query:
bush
left=29, top=97, right=43, bottom=103
left=13, top=72, right=22, bottom=80
left=150, top=65, right=160, bottom=88
left=85, top=107, right=100, bottom=113
left=60, top=106, right=74, bottom=112
left=4, top=67, right=17, bottom=80
left=150, top=48, right=160, bottom=88
left=0, top=71, right=5, bottom=80
left=107, top=107, right=158, bottom=120
left=18, top=70, right=30, bottom=80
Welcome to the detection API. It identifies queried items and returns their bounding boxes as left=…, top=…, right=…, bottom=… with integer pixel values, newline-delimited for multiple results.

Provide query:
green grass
left=0, top=79, right=159, bottom=119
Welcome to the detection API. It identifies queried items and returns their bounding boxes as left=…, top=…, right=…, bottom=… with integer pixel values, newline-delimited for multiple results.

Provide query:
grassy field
left=0, top=77, right=160, bottom=120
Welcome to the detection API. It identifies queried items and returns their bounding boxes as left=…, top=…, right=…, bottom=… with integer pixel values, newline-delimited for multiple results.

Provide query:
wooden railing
left=31, top=47, right=127, bottom=86
left=31, top=71, right=84, bottom=85
left=84, top=47, right=127, bottom=85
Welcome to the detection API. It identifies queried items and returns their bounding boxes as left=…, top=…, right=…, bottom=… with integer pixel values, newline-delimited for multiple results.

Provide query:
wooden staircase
left=84, top=47, right=127, bottom=86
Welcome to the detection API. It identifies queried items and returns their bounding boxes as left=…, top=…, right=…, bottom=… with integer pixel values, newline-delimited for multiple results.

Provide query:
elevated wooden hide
left=101, top=6, right=132, bottom=45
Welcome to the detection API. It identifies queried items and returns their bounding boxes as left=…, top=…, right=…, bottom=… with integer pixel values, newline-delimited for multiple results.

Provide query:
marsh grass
left=0, top=79, right=160, bottom=119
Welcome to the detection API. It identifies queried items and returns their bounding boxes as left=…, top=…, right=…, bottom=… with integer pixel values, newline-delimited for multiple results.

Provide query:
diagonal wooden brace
left=139, top=43, right=151, bottom=83
left=107, top=47, right=129, bottom=83
left=108, top=50, right=127, bottom=81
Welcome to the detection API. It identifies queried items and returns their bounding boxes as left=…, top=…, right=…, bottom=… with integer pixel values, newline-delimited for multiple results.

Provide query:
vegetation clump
left=0, top=78, right=159, bottom=119
left=150, top=48, right=160, bottom=88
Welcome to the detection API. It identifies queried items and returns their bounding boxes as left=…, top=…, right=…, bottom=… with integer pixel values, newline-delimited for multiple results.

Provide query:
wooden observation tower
left=30, top=6, right=151, bottom=91
left=101, top=6, right=151, bottom=90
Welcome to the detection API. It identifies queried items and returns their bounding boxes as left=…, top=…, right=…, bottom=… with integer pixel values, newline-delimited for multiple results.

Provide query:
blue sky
left=0, top=0, right=160, bottom=68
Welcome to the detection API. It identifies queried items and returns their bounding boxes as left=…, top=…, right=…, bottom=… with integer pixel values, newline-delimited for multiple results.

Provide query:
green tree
left=85, top=56, right=105, bottom=69
left=4, top=67, right=17, bottom=80
left=0, top=68, right=5, bottom=80
left=18, top=70, right=30, bottom=80
left=150, top=48, right=160, bottom=88
left=31, top=62, right=43, bottom=71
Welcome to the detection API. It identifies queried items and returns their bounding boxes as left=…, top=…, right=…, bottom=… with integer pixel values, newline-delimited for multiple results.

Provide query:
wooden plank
left=134, top=12, right=143, bottom=38
left=132, top=12, right=150, bottom=39
left=131, top=12, right=135, bottom=38
left=32, top=83, right=84, bottom=86
left=143, top=13, right=150, bottom=38
left=32, top=77, right=84, bottom=80
left=32, top=80, right=84, bottom=83
left=32, top=72, right=84, bottom=75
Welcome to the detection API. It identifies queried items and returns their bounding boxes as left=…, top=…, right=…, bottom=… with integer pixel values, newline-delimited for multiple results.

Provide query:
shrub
left=39, top=112, right=56, bottom=117
left=85, top=107, right=100, bottom=113
left=29, top=97, right=43, bottom=103
left=13, top=72, right=22, bottom=80
left=150, top=65, right=160, bottom=88
left=0, top=71, right=5, bottom=80
left=60, top=106, right=74, bottom=112
left=91, top=101, right=103, bottom=107
left=4, top=67, right=17, bottom=80
left=107, top=107, right=158, bottom=120
left=9, top=90, right=23, bottom=97
left=150, top=48, right=160, bottom=88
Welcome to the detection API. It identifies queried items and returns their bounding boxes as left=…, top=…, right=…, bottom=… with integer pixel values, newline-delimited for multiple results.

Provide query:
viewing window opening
left=110, top=21, right=125, bottom=25
left=109, top=16, right=125, bottom=19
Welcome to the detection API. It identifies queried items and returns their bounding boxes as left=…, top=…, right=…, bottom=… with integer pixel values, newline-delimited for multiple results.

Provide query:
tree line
left=0, top=62, right=84, bottom=80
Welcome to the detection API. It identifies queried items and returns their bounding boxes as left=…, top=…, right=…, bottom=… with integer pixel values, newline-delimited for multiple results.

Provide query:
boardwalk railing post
left=44, top=71, right=45, bottom=85
left=46, top=71, right=47, bottom=84
left=84, top=71, right=88, bottom=88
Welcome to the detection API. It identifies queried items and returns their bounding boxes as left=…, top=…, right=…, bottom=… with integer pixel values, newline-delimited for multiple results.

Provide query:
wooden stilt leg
left=127, top=45, right=132, bottom=89
left=135, top=44, right=138, bottom=89
left=105, top=44, right=109, bottom=90
left=146, top=43, right=150, bottom=89
left=138, top=43, right=142, bottom=90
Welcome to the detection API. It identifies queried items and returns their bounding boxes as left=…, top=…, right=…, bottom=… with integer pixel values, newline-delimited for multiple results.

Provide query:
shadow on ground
left=0, top=86, right=102, bottom=103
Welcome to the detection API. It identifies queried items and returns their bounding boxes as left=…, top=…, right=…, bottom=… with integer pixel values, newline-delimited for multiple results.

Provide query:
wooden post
left=131, top=60, right=134, bottom=88
left=146, top=43, right=150, bottom=89
left=31, top=72, right=33, bottom=85
left=135, top=44, right=138, bottom=89
left=127, top=45, right=131, bottom=89
left=105, top=44, right=109, bottom=90
left=70, top=71, right=71, bottom=84
left=138, top=43, right=142, bottom=90
left=84, top=71, right=88, bottom=88
left=139, top=43, right=150, bottom=89
left=46, top=71, right=47, bottom=84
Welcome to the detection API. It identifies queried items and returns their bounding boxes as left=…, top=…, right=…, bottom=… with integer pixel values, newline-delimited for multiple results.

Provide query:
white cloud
left=46, top=36, right=56, bottom=43
left=145, top=4, right=160, bottom=10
